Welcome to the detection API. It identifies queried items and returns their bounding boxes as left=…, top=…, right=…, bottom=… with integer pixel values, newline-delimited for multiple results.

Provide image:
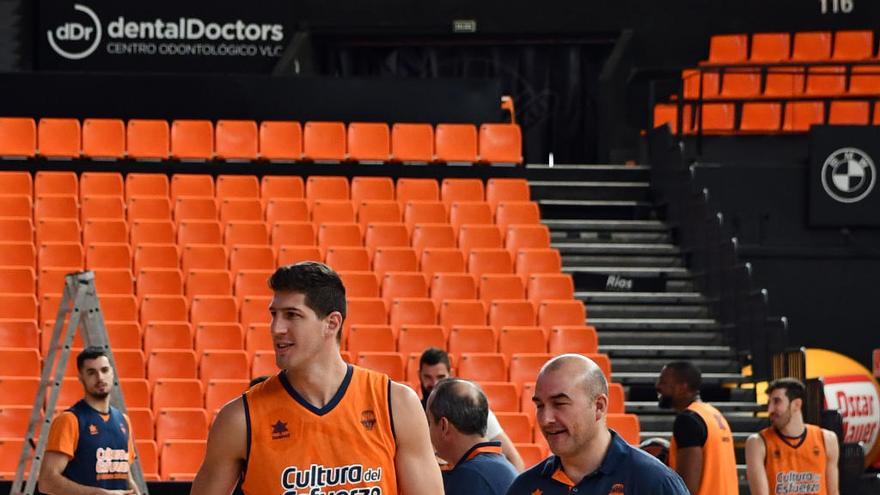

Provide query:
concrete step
left=564, top=266, right=692, bottom=278
left=586, top=303, right=712, bottom=319
left=599, top=344, right=734, bottom=359
left=612, top=357, right=741, bottom=374
left=530, top=180, right=651, bottom=201
left=613, top=372, right=745, bottom=386
left=524, top=164, right=651, bottom=182
left=543, top=219, right=670, bottom=233
left=598, top=330, right=726, bottom=346
left=626, top=401, right=765, bottom=414
left=563, top=254, right=684, bottom=268
left=588, top=317, right=721, bottom=331
left=550, top=231, right=673, bottom=244
left=554, top=242, right=682, bottom=256
left=579, top=292, right=707, bottom=304
left=537, top=199, right=658, bottom=220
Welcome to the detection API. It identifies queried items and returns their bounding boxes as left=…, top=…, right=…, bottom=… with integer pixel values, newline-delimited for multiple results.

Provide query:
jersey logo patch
left=272, top=420, right=290, bottom=440
left=531, top=490, right=543, bottom=495
left=812, top=446, right=821, bottom=456
left=609, top=483, right=625, bottom=494
left=361, top=410, right=376, bottom=431
left=88, top=424, right=98, bottom=435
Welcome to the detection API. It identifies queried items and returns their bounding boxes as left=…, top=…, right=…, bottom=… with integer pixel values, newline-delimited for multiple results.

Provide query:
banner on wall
left=38, top=1, right=296, bottom=72
left=809, top=126, right=880, bottom=227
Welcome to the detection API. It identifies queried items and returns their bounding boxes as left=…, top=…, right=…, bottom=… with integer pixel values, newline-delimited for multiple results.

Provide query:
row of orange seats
left=683, top=65, right=880, bottom=99
left=0, top=172, right=531, bottom=207
left=655, top=100, right=880, bottom=134
left=702, top=31, right=880, bottom=65
left=0, top=118, right=523, bottom=164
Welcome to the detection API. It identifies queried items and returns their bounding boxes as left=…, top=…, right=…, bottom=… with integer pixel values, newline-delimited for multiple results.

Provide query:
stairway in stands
left=528, top=163, right=765, bottom=488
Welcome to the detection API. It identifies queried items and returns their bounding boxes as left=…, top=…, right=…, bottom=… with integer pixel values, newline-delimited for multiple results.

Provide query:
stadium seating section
left=0, top=119, right=523, bottom=165
left=0, top=171, right=637, bottom=479
left=653, top=30, right=880, bottom=134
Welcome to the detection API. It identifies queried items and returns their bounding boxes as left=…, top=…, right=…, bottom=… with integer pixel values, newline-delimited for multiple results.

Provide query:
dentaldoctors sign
left=38, top=1, right=295, bottom=72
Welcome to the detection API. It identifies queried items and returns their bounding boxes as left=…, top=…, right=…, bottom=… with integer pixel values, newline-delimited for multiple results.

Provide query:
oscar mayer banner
left=38, top=1, right=295, bottom=72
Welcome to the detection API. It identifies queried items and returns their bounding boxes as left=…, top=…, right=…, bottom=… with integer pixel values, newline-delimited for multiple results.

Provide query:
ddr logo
left=47, top=3, right=102, bottom=60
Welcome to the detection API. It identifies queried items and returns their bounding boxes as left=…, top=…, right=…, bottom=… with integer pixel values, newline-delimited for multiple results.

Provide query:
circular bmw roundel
left=821, top=147, right=876, bottom=204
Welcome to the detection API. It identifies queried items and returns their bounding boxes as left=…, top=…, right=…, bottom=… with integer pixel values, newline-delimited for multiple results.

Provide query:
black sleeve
left=672, top=410, right=707, bottom=448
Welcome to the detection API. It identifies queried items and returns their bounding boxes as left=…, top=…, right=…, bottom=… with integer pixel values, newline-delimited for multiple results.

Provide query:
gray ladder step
left=586, top=304, right=711, bottom=319
left=543, top=219, right=669, bottom=232
left=554, top=242, right=681, bottom=255
left=599, top=344, right=734, bottom=358
left=578, top=292, right=707, bottom=304
left=588, top=317, right=720, bottom=330
left=598, top=331, right=726, bottom=346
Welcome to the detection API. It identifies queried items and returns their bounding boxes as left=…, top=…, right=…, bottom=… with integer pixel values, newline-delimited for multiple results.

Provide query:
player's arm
left=671, top=412, right=705, bottom=494
left=39, top=450, right=132, bottom=495
left=128, top=472, right=140, bottom=495
left=492, top=430, right=525, bottom=472
left=745, top=433, right=769, bottom=495
left=190, top=397, right=248, bottom=495
left=823, top=429, right=840, bottom=495
left=675, top=446, right=703, bottom=494
left=390, top=381, right=444, bottom=495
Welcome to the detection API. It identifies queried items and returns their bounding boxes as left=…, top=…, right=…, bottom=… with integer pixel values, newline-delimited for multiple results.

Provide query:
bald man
left=506, top=354, right=688, bottom=495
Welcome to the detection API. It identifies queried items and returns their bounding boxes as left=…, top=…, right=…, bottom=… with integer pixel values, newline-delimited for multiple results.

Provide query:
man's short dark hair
left=428, top=378, right=488, bottom=436
left=767, top=377, right=807, bottom=405
left=664, top=361, right=702, bottom=392
left=419, top=347, right=451, bottom=371
left=268, top=262, right=347, bottom=341
left=76, top=347, right=108, bottom=372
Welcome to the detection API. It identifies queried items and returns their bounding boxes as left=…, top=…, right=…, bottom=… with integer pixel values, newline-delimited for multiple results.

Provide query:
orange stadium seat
left=509, top=353, right=555, bottom=387
left=489, top=300, right=536, bottom=329
left=0, top=218, right=33, bottom=243
left=430, top=273, right=476, bottom=303
left=439, top=300, right=487, bottom=329
left=1, top=377, right=40, bottom=406
left=317, top=223, right=361, bottom=248
left=0, top=438, right=26, bottom=478
left=135, top=440, right=159, bottom=479
left=828, top=100, right=870, bottom=125
left=698, top=103, right=735, bottom=133
left=143, top=323, right=193, bottom=354
left=171, top=120, right=213, bottom=160
left=148, top=350, right=198, bottom=383
left=239, top=296, right=271, bottom=329
left=195, top=324, right=244, bottom=353
left=0, top=406, right=36, bottom=438
left=515, top=248, right=562, bottom=282
left=272, top=222, right=316, bottom=248
left=35, top=171, right=77, bottom=196
left=469, top=248, right=514, bottom=279
left=750, top=33, right=790, bottom=63
left=496, top=412, right=533, bottom=443
left=76, top=174, right=128, bottom=201
left=199, top=350, right=249, bottom=386
left=740, top=102, right=783, bottom=132
left=356, top=352, right=405, bottom=381
left=705, top=34, right=747, bottom=64
left=849, top=65, right=880, bottom=96
left=190, top=295, right=238, bottom=325
left=34, top=194, right=78, bottom=220
left=205, top=379, right=249, bottom=413
left=607, top=414, right=640, bottom=445
left=0, top=242, right=35, bottom=269
left=177, top=221, right=223, bottom=246
left=347, top=325, right=395, bottom=356
left=516, top=444, right=545, bottom=468
left=382, top=272, right=428, bottom=303
left=38, top=267, right=72, bottom=298
left=653, top=104, right=684, bottom=134
left=0, top=266, right=35, bottom=294
left=180, top=245, right=227, bottom=273
left=0, top=117, right=37, bottom=157
left=763, top=67, right=805, bottom=97
left=261, top=175, right=305, bottom=199
left=344, top=298, right=388, bottom=329
left=105, top=321, right=140, bottom=348
left=479, top=382, right=519, bottom=412
left=338, top=271, right=380, bottom=298
left=459, top=225, right=503, bottom=255
left=389, top=298, right=436, bottom=328
left=245, top=324, right=272, bottom=355
left=185, top=269, right=232, bottom=297
left=351, top=176, right=395, bottom=202
left=160, top=440, right=206, bottom=480
left=397, top=325, right=445, bottom=355
left=81, top=196, right=125, bottom=222
left=215, top=120, right=258, bottom=160
left=127, top=197, right=172, bottom=222
left=805, top=66, right=846, bottom=96
left=608, top=382, right=625, bottom=414
left=548, top=325, right=598, bottom=354
left=538, top=300, right=586, bottom=330
left=499, top=327, right=547, bottom=361
left=391, top=123, right=434, bottom=162
left=325, top=246, right=371, bottom=271
left=792, top=31, right=832, bottom=61
left=486, top=179, right=529, bottom=211
left=311, top=200, right=356, bottom=224
left=449, top=201, right=493, bottom=233
left=527, top=273, right=574, bottom=304
left=93, top=268, right=135, bottom=296
left=86, top=242, right=131, bottom=270
left=126, top=408, right=155, bottom=441
left=35, top=219, right=78, bottom=246
left=303, top=122, right=346, bottom=161
left=435, top=124, right=477, bottom=163
left=82, top=119, right=125, bottom=159
left=0, top=320, right=39, bottom=349
left=111, top=349, right=146, bottom=379
left=358, top=200, right=402, bottom=227
left=403, top=202, right=447, bottom=232
left=216, top=175, right=260, bottom=199
left=495, top=201, right=540, bottom=233
left=420, top=248, right=466, bottom=279
left=0, top=171, right=32, bottom=195
left=480, top=274, right=525, bottom=302
left=234, top=269, right=274, bottom=299
left=372, top=246, right=418, bottom=277
left=410, top=223, right=456, bottom=255
left=832, top=30, right=873, bottom=61
left=682, top=70, right=719, bottom=99
left=441, top=178, right=484, bottom=205
left=306, top=176, right=349, bottom=201
left=458, top=353, right=507, bottom=382
left=1, top=294, right=37, bottom=322
left=277, top=245, right=323, bottom=265
left=127, top=119, right=170, bottom=160
left=783, top=101, right=825, bottom=132
left=38, top=242, right=84, bottom=270
left=171, top=174, right=214, bottom=200
left=230, top=246, right=274, bottom=274
left=479, top=124, right=522, bottom=164
left=259, top=121, right=303, bottom=161
left=134, top=244, right=178, bottom=272
left=363, top=223, right=408, bottom=252
left=396, top=178, right=440, bottom=204
left=224, top=221, right=269, bottom=247
left=506, top=225, right=550, bottom=254
left=152, top=379, right=204, bottom=414
left=0, top=348, right=39, bottom=377
left=265, top=198, right=310, bottom=223
left=38, top=118, right=80, bottom=158
left=448, top=325, right=496, bottom=357
left=347, top=122, right=390, bottom=162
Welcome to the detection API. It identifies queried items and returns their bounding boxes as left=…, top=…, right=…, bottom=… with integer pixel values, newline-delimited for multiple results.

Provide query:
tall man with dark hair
left=426, top=378, right=518, bottom=495
left=419, top=347, right=525, bottom=471
left=192, top=262, right=443, bottom=495
left=746, top=377, right=839, bottom=495
left=39, top=347, right=139, bottom=495
left=655, top=361, right=738, bottom=495
left=507, top=354, right=688, bottom=495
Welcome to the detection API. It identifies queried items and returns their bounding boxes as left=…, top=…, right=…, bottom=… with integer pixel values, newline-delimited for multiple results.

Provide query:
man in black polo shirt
left=427, top=378, right=518, bottom=495
left=507, top=354, right=688, bottom=495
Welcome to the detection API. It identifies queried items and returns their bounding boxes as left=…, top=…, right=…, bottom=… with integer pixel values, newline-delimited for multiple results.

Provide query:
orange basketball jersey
left=760, top=424, right=828, bottom=495
left=668, top=401, right=738, bottom=495
left=241, top=365, right=398, bottom=495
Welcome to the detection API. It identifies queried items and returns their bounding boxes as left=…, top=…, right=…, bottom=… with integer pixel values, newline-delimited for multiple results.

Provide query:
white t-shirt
left=486, top=408, right=502, bottom=439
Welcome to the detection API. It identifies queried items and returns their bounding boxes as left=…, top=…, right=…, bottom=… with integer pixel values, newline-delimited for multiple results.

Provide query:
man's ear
left=594, top=393, right=608, bottom=419
left=791, top=397, right=803, bottom=412
left=324, top=311, right=343, bottom=338
left=439, top=417, right=451, bottom=437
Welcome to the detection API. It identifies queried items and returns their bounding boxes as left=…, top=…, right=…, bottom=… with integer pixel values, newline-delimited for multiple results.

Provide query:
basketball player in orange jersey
left=745, top=378, right=839, bottom=495
left=655, top=361, right=738, bottom=495
left=191, top=262, right=444, bottom=495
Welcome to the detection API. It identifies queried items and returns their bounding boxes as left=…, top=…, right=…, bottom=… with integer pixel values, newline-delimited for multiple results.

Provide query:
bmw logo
left=821, top=147, right=876, bottom=204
